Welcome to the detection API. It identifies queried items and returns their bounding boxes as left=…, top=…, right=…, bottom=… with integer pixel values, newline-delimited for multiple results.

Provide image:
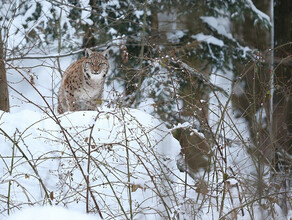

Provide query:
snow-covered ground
left=0, top=106, right=182, bottom=219
left=7, top=206, right=97, bottom=220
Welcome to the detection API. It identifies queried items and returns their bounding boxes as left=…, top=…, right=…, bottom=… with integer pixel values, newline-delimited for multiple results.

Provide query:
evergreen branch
left=177, top=61, right=229, bottom=97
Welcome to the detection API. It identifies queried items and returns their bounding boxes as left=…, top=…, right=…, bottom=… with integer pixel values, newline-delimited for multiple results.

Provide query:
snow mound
left=6, top=206, right=96, bottom=220
left=0, top=107, right=181, bottom=219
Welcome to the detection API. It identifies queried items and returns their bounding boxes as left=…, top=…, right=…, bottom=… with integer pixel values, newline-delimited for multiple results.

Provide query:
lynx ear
left=101, top=46, right=110, bottom=59
left=85, top=48, right=93, bottom=58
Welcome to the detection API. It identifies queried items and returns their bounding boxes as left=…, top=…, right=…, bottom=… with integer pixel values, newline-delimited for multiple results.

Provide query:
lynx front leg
left=85, top=100, right=100, bottom=111
left=57, top=87, right=67, bottom=114
left=65, top=91, right=79, bottom=112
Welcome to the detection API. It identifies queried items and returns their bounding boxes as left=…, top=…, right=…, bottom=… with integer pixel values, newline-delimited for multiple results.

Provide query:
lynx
left=57, top=48, right=110, bottom=114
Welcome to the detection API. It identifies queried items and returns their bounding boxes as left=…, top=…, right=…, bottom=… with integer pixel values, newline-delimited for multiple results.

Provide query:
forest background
left=0, top=0, right=291, bottom=219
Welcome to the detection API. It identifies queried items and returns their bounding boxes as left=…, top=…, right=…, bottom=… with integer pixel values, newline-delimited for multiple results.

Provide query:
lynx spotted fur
left=57, top=48, right=109, bottom=114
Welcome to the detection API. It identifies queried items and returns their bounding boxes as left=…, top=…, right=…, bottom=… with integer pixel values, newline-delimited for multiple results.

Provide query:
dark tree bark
left=272, top=0, right=292, bottom=214
left=273, top=0, right=292, bottom=157
left=0, top=30, right=9, bottom=112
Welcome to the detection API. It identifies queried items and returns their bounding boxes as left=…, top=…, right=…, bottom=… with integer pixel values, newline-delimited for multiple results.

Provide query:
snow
left=208, top=67, right=255, bottom=185
left=199, top=14, right=254, bottom=59
left=191, top=33, right=224, bottom=47
left=201, top=16, right=233, bottom=39
left=245, top=0, right=271, bottom=25
left=134, top=10, right=144, bottom=19
left=232, top=80, right=246, bottom=96
left=81, top=1, right=93, bottom=26
left=108, top=27, right=117, bottom=35
left=0, top=108, right=181, bottom=219
left=209, top=67, right=250, bottom=141
left=170, top=122, right=191, bottom=131
left=255, top=107, right=267, bottom=127
left=7, top=206, right=97, bottom=220
left=166, top=30, right=185, bottom=44
left=136, top=97, right=156, bottom=113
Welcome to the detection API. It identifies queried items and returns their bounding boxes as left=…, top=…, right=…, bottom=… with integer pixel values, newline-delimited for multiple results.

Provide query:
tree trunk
left=272, top=0, right=292, bottom=214
left=273, top=0, right=292, bottom=156
left=0, top=30, right=9, bottom=112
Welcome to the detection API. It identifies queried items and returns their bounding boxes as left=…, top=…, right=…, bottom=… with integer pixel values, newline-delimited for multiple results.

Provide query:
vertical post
left=269, top=0, right=274, bottom=140
left=0, top=29, right=10, bottom=112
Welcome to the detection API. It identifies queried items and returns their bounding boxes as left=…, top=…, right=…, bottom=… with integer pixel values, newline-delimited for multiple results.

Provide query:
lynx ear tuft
left=85, top=48, right=93, bottom=58
left=102, top=46, right=110, bottom=59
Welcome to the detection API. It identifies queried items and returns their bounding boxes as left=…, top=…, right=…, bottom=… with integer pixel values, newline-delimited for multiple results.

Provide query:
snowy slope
left=7, top=206, right=97, bottom=220
left=0, top=108, right=181, bottom=219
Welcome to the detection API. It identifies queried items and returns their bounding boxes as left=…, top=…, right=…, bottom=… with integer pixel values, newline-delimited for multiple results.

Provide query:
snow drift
left=0, top=107, right=181, bottom=219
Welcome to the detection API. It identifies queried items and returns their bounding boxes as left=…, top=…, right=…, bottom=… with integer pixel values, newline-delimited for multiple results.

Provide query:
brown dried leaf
left=29, top=74, right=35, bottom=85
left=195, top=181, right=209, bottom=195
left=122, top=46, right=128, bottom=63
left=131, top=184, right=144, bottom=192
left=91, top=145, right=96, bottom=149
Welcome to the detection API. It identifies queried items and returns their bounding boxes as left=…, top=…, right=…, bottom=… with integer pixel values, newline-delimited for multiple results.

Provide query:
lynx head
left=82, top=48, right=109, bottom=78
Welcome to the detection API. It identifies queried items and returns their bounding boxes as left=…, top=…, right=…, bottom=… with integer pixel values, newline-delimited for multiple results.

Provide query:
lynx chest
left=76, top=75, right=106, bottom=101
